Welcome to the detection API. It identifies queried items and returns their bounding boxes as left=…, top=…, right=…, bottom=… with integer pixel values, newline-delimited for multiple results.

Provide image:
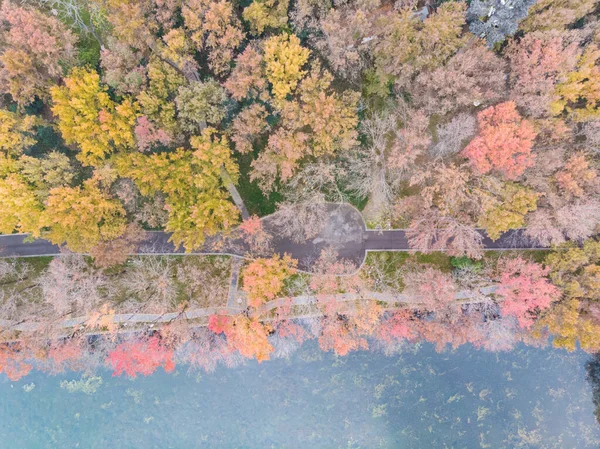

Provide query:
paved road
left=0, top=204, right=547, bottom=271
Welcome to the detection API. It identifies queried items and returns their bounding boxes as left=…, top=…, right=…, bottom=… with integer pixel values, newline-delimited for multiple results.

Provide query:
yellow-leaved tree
left=264, top=33, right=310, bottom=101
left=535, top=238, right=600, bottom=352
left=51, top=67, right=138, bottom=166
left=551, top=46, right=600, bottom=122
left=116, top=128, right=240, bottom=251
left=0, top=173, right=44, bottom=236
left=43, top=178, right=128, bottom=252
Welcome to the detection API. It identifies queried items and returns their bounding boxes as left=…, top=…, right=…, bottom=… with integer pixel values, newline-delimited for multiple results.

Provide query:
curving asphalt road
left=0, top=204, right=547, bottom=271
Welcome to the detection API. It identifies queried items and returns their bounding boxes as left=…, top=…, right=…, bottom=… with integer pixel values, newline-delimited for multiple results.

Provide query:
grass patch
left=483, top=249, right=552, bottom=266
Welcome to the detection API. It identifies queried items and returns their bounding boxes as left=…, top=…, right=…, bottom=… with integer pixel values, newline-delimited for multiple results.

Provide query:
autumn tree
left=461, top=101, right=537, bottom=180
left=51, top=68, right=138, bottom=166
left=506, top=31, right=580, bottom=118
left=242, top=254, right=297, bottom=308
left=317, top=300, right=383, bottom=356
left=243, top=0, right=289, bottom=35
left=223, top=44, right=269, bottom=101
left=264, top=33, right=310, bottom=101
left=496, top=256, right=560, bottom=328
left=182, top=0, right=244, bottom=75
left=520, top=0, right=597, bottom=32
left=402, top=265, right=458, bottom=313
left=536, top=239, right=600, bottom=352
left=100, top=38, right=147, bottom=95
left=208, top=314, right=274, bottom=362
left=0, top=344, right=32, bottom=381
left=315, top=0, right=376, bottom=81
left=478, top=182, right=538, bottom=240
left=18, top=152, right=76, bottom=200
left=373, top=1, right=467, bottom=90
left=0, top=1, right=76, bottom=106
left=230, top=103, right=270, bottom=154
left=0, top=174, right=44, bottom=236
left=0, top=110, right=37, bottom=158
left=40, top=254, right=110, bottom=315
left=107, top=335, right=176, bottom=378
left=116, top=128, right=240, bottom=250
left=175, top=80, right=228, bottom=132
left=43, top=178, right=128, bottom=252
left=411, top=43, right=507, bottom=116
left=251, top=64, right=358, bottom=189
left=551, top=46, right=600, bottom=122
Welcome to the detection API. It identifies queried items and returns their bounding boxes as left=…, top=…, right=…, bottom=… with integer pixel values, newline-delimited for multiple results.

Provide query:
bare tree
left=120, top=257, right=177, bottom=313
left=40, top=254, right=110, bottom=316
left=270, top=162, right=346, bottom=243
left=430, top=113, right=477, bottom=159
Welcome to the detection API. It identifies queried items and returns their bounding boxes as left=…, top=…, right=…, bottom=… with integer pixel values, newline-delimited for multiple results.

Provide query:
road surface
left=0, top=204, right=547, bottom=272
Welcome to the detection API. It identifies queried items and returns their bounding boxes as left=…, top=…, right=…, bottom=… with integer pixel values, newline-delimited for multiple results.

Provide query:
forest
left=0, top=0, right=598, bottom=411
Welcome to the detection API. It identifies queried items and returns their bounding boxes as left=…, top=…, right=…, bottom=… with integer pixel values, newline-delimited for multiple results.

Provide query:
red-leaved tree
left=107, top=335, right=176, bottom=378
left=496, top=257, right=560, bottom=328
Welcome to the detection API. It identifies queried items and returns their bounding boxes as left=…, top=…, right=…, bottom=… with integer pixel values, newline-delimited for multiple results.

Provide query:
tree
left=243, top=0, right=289, bottom=35
left=0, top=1, right=76, bottom=106
left=40, top=254, right=110, bottom=316
left=100, top=38, right=147, bottom=96
left=554, top=153, right=598, bottom=198
left=402, top=265, right=458, bottom=312
left=242, top=254, right=297, bottom=308
left=43, top=179, right=128, bottom=252
left=18, top=152, right=76, bottom=200
left=315, top=0, right=375, bottom=81
left=373, top=1, right=467, bottom=90
left=90, top=223, right=145, bottom=268
left=411, top=44, right=507, bottom=116
left=520, top=0, right=597, bottom=32
left=0, top=174, right=44, bottom=236
left=223, top=44, right=268, bottom=101
left=134, top=116, right=171, bottom=152
left=317, top=300, right=383, bottom=356
left=251, top=64, right=358, bottom=189
left=230, top=103, right=270, bottom=154
left=551, top=46, right=600, bottom=122
left=0, top=344, right=32, bottom=381
left=0, top=110, right=37, bottom=157
left=536, top=239, right=600, bottom=352
left=182, top=0, right=244, bottom=76
left=175, top=80, right=228, bottom=131
left=107, top=335, right=176, bottom=378
left=208, top=314, right=274, bottom=362
left=430, top=113, right=477, bottom=158
left=506, top=31, right=580, bottom=118
left=478, top=182, right=538, bottom=240
left=116, top=128, right=240, bottom=250
left=462, top=101, right=537, bottom=180
left=51, top=67, right=138, bottom=166
left=496, top=256, right=560, bottom=328
left=586, top=353, right=600, bottom=425
left=264, top=33, right=310, bottom=101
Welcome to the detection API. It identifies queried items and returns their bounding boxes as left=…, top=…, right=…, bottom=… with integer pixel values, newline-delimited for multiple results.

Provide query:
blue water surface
left=0, top=342, right=598, bottom=449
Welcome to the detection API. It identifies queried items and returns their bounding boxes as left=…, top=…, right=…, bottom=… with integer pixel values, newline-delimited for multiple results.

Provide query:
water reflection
left=1, top=342, right=599, bottom=449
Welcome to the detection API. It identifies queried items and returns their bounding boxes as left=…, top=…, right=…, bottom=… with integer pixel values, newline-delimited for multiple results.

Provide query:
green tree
left=175, top=80, right=228, bottom=132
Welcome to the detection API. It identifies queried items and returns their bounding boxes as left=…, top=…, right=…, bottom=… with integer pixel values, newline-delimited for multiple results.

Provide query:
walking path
left=0, top=203, right=549, bottom=272
left=0, top=285, right=499, bottom=333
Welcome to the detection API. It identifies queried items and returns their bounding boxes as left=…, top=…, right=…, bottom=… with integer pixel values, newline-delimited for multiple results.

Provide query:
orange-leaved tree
left=462, top=101, right=536, bottom=180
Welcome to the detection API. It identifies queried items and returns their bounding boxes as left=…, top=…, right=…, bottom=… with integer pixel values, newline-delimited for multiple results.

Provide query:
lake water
left=0, top=342, right=598, bottom=449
